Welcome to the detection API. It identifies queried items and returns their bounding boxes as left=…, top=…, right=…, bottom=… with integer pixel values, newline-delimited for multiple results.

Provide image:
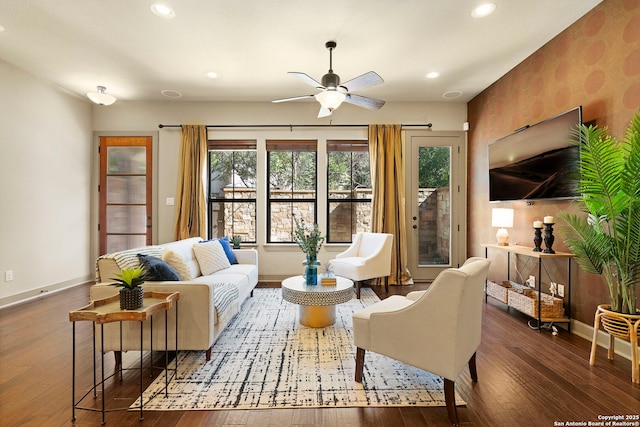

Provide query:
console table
left=482, top=244, right=573, bottom=331
left=69, top=291, right=179, bottom=424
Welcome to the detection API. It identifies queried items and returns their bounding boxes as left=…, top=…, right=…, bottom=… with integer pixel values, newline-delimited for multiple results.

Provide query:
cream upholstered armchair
left=328, top=232, right=394, bottom=299
left=352, top=257, right=491, bottom=426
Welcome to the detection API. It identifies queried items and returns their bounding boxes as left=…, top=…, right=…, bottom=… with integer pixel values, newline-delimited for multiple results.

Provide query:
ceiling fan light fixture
left=315, top=90, right=346, bottom=111
left=86, top=86, right=116, bottom=105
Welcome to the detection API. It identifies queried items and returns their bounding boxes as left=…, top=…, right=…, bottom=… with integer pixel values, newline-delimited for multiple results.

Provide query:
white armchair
left=352, top=257, right=491, bottom=426
left=328, top=232, right=394, bottom=299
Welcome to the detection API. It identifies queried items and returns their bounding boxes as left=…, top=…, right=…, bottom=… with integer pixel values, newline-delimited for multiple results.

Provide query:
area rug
left=133, top=287, right=463, bottom=410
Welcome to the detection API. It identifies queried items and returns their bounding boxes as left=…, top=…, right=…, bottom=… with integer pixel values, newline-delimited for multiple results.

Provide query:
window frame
left=266, top=139, right=318, bottom=244
left=326, top=139, right=371, bottom=244
left=207, top=139, right=257, bottom=243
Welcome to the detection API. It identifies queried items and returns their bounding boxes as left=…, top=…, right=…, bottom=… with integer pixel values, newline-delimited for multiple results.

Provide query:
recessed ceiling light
left=206, top=71, right=219, bottom=79
left=161, top=89, right=182, bottom=98
left=426, top=72, right=440, bottom=79
left=442, top=90, right=463, bottom=99
left=0, top=24, right=5, bottom=32
left=472, top=3, right=496, bottom=18
left=150, top=4, right=175, bottom=19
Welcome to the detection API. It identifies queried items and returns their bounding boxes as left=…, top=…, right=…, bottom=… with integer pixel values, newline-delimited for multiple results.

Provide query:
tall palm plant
left=559, top=111, right=640, bottom=314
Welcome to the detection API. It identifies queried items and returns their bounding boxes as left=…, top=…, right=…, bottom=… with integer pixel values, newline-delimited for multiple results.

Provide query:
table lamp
left=492, top=208, right=514, bottom=246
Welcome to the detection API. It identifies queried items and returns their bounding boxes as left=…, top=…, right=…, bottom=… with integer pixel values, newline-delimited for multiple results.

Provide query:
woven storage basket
left=507, top=289, right=564, bottom=319
left=502, top=280, right=527, bottom=294
left=486, top=280, right=510, bottom=303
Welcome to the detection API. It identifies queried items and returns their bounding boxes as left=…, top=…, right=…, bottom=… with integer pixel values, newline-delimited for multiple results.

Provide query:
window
left=208, top=140, right=257, bottom=243
left=267, top=140, right=317, bottom=243
left=327, top=140, right=371, bottom=243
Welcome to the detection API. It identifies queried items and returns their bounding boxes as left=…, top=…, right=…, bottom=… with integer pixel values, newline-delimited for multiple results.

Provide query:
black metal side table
left=69, top=291, right=179, bottom=424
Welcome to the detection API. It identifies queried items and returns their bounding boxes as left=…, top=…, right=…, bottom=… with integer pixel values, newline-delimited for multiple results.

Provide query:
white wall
left=92, top=100, right=467, bottom=280
left=0, top=60, right=93, bottom=305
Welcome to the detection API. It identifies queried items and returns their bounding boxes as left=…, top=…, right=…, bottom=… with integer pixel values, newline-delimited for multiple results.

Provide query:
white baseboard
left=0, top=275, right=92, bottom=309
left=571, top=318, right=635, bottom=362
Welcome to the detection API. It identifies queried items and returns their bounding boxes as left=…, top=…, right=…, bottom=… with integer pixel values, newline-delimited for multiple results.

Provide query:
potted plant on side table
left=558, top=110, right=640, bottom=383
left=111, top=265, right=147, bottom=310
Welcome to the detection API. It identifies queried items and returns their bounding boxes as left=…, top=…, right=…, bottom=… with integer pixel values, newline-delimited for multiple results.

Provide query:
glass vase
left=303, top=255, right=321, bottom=286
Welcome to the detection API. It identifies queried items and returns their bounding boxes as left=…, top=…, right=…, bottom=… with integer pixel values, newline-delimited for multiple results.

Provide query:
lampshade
left=491, top=208, right=514, bottom=228
left=86, top=86, right=116, bottom=106
left=492, top=208, right=514, bottom=246
left=314, top=90, right=346, bottom=111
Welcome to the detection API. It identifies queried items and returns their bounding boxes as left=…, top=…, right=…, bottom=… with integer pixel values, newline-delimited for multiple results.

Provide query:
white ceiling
left=0, top=0, right=602, bottom=105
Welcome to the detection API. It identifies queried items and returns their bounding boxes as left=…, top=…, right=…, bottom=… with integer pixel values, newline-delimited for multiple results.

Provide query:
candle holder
left=542, top=223, right=555, bottom=254
left=533, top=227, right=543, bottom=252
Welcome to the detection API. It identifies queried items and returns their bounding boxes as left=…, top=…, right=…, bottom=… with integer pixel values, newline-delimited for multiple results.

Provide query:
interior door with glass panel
left=405, top=132, right=466, bottom=281
left=99, top=136, right=153, bottom=255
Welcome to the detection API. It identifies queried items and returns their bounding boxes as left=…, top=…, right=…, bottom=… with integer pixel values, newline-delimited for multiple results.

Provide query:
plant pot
left=119, top=287, right=144, bottom=310
left=598, top=305, right=640, bottom=339
left=590, top=304, right=640, bottom=384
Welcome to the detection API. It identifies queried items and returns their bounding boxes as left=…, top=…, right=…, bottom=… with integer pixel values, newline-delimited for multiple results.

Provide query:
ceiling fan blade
left=272, top=94, right=315, bottom=103
left=289, top=72, right=324, bottom=89
left=340, top=71, right=384, bottom=92
left=344, top=93, right=385, bottom=110
left=317, top=106, right=332, bottom=118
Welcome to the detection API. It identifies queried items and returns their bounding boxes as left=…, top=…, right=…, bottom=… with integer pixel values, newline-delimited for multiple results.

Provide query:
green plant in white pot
left=111, top=265, right=147, bottom=310
left=559, top=111, right=640, bottom=315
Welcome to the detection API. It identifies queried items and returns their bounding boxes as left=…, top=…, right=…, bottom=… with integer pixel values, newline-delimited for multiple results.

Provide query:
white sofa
left=91, top=237, right=258, bottom=361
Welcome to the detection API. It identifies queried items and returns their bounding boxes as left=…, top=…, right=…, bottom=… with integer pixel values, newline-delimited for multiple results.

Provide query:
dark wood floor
left=1, top=282, right=638, bottom=427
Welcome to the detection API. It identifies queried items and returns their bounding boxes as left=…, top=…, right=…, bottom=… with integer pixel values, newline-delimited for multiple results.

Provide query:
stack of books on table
left=321, top=275, right=337, bottom=286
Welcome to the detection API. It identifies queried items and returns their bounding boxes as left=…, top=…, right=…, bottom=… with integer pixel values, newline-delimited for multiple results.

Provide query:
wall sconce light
left=492, top=208, right=514, bottom=246
left=86, top=86, right=116, bottom=106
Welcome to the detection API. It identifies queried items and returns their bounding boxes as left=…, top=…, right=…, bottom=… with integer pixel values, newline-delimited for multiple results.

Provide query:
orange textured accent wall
left=467, top=0, right=640, bottom=324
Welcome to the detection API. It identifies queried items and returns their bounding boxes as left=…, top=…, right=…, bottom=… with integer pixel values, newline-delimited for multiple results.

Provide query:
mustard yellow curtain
left=368, top=124, right=413, bottom=285
left=174, top=124, right=207, bottom=240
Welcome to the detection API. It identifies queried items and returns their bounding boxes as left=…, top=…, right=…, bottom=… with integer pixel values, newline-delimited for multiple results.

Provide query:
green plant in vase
left=293, top=216, right=325, bottom=285
left=111, top=265, right=147, bottom=310
left=559, top=111, right=640, bottom=314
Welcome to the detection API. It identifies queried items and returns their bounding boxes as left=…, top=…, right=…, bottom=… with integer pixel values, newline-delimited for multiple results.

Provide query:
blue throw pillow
left=200, top=237, right=238, bottom=264
left=137, top=254, right=180, bottom=281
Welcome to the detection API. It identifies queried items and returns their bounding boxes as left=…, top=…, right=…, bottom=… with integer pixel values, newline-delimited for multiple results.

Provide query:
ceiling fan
left=272, top=41, right=385, bottom=118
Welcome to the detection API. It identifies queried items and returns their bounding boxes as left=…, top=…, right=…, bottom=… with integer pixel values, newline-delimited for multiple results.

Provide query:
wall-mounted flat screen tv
left=488, top=106, right=582, bottom=202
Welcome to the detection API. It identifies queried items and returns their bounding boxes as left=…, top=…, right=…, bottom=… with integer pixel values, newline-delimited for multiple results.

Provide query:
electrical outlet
left=528, top=275, right=536, bottom=288
left=5, top=270, right=13, bottom=282
left=558, top=283, right=565, bottom=298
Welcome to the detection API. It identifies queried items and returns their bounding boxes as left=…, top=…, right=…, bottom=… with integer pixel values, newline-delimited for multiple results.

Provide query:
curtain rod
left=158, top=123, right=432, bottom=129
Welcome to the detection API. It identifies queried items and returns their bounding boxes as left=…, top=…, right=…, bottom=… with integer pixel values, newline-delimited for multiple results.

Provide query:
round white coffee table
left=281, top=275, right=354, bottom=327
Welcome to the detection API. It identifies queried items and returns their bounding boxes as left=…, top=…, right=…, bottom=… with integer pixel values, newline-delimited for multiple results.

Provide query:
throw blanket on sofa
left=213, top=282, right=240, bottom=319
left=95, top=246, right=163, bottom=282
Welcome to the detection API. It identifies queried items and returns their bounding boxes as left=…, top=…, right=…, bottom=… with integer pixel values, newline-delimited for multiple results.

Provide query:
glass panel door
left=99, top=137, right=153, bottom=254
left=417, top=145, right=451, bottom=266
left=406, top=132, right=466, bottom=281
